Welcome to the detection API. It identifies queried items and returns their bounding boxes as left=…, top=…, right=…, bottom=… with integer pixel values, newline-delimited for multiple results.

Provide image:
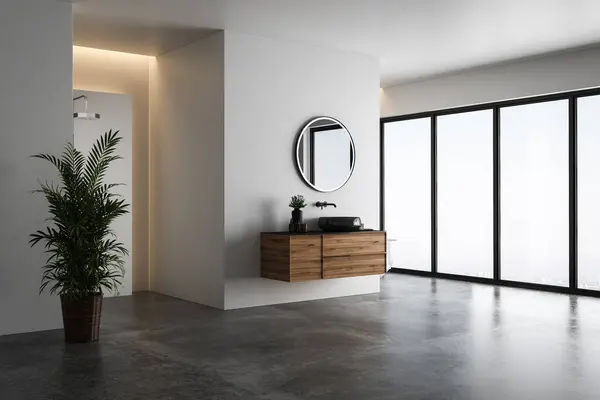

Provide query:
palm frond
left=30, top=130, right=129, bottom=300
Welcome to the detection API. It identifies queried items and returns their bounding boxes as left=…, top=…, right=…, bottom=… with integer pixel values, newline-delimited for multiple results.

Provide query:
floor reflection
left=3, top=274, right=600, bottom=399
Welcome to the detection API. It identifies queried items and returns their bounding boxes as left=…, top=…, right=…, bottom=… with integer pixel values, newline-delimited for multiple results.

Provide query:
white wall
left=150, top=32, right=225, bottom=309
left=223, top=31, right=381, bottom=309
left=73, top=47, right=152, bottom=292
left=381, top=46, right=600, bottom=117
left=74, top=90, right=133, bottom=297
left=0, top=0, right=73, bottom=335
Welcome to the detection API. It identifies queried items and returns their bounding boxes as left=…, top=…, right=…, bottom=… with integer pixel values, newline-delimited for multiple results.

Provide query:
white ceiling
left=71, top=0, right=600, bottom=87
left=73, top=14, right=216, bottom=56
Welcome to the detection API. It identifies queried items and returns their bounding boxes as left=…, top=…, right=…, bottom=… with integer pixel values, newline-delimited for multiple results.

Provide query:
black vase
left=291, top=208, right=303, bottom=224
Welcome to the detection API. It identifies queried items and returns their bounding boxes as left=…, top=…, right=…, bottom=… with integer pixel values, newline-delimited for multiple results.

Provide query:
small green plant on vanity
left=289, top=194, right=307, bottom=210
left=30, top=130, right=129, bottom=343
left=289, top=194, right=307, bottom=227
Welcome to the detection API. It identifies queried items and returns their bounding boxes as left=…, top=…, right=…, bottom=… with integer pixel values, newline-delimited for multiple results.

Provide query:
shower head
left=73, top=95, right=100, bottom=120
left=73, top=112, right=101, bottom=120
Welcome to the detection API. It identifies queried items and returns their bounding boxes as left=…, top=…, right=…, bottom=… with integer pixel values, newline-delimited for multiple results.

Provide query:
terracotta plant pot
left=60, top=293, right=103, bottom=343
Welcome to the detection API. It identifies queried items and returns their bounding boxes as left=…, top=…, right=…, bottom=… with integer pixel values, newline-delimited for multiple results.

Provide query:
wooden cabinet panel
left=323, top=232, right=385, bottom=257
left=290, top=261, right=322, bottom=282
left=290, top=236, right=321, bottom=261
left=261, top=258, right=291, bottom=281
left=290, top=236, right=322, bottom=281
left=261, top=234, right=291, bottom=281
left=323, top=254, right=386, bottom=279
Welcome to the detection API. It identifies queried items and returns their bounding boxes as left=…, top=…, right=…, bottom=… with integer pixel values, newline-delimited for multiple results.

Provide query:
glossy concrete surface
left=2, top=274, right=600, bottom=399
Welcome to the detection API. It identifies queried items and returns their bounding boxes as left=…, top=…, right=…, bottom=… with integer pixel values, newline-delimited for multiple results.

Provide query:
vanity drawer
left=290, top=261, right=322, bottom=282
left=290, top=236, right=321, bottom=261
left=323, top=254, right=386, bottom=279
left=323, top=232, right=385, bottom=257
left=290, top=236, right=322, bottom=281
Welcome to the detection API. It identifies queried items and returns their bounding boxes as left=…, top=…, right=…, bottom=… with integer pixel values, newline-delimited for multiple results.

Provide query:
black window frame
left=380, top=86, right=600, bottom=298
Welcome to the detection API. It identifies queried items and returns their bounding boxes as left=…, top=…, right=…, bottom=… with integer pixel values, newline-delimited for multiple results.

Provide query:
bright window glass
left=437, top=110, right=494, bottom=278
left=384, top=118, right=431, bottom=271
left=500, top=100, right=569, bottom=286
left=578, top=95, right=600, bottom=289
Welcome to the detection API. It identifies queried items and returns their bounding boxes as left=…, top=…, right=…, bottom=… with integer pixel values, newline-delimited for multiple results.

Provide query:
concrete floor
left=2, top=274, right=600, bottom=399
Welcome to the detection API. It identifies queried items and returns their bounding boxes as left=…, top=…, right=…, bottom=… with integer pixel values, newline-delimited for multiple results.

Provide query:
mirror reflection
left=295, top=117, right=355, bottom=192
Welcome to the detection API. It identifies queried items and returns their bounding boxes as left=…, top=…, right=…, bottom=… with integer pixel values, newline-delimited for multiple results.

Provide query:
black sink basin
left=318, top=217, right=363, bottom=232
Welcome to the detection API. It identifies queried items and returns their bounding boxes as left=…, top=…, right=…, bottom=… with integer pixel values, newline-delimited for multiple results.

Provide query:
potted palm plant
left=30, top=130, right=129, bottom=343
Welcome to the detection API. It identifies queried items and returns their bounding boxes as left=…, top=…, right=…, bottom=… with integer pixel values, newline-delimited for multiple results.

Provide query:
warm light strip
left=73, top=46, right=156, bottom=61
left=148, top=56, right=156, bottom=292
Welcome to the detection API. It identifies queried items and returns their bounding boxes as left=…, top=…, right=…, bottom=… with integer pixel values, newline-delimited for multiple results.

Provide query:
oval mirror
left=295, top=116, right=355, bottom=192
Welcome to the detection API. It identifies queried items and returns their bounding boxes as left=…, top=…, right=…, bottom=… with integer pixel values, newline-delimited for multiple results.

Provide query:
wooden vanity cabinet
left=260, top=231, right=386, bottom=282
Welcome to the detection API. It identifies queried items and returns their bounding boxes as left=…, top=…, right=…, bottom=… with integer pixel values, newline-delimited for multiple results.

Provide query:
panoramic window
left=382, top=88, right=600, bottom=295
